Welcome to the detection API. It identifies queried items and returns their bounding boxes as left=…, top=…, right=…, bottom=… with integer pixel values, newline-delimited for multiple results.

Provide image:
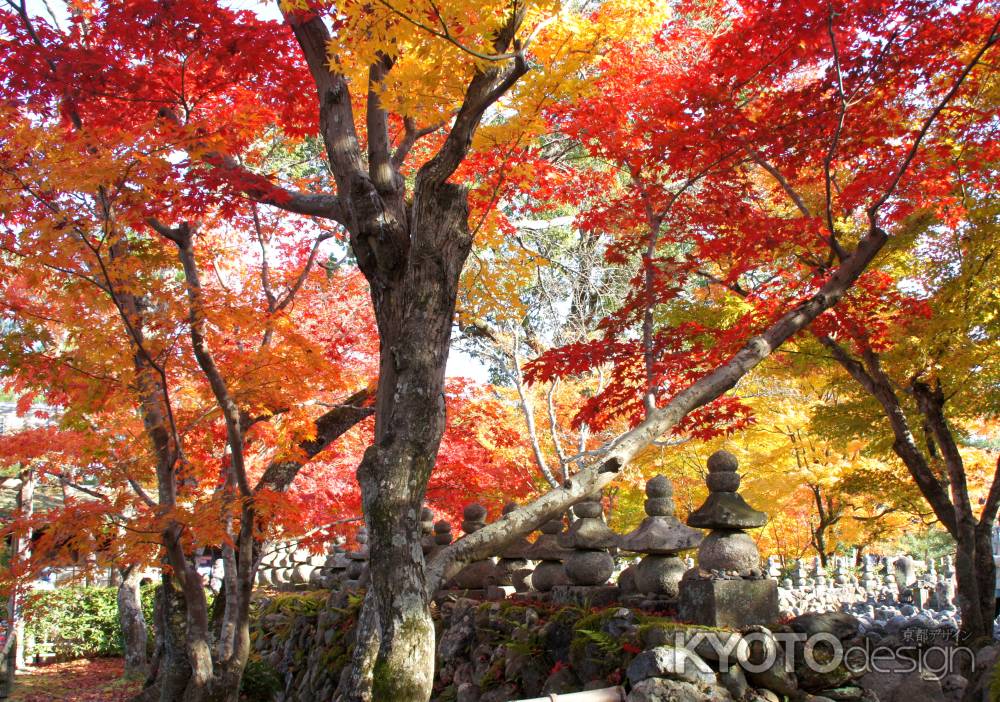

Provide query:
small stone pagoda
left=445, top=504, right=496, bottom=598
left=419, top=506, right=436, bottom=557
left=525, top=517, right=572, bottom=594
left=489, top=502, right=533, bottom=598
left=618, top=474, right=702, bottom=609
left=425, top=519, right=453, bottom=564
left=342, top=526, right=370, bottom=591
left=552, top=495, right=619, bottom=606
left=678, top=450, right=779, bottom=627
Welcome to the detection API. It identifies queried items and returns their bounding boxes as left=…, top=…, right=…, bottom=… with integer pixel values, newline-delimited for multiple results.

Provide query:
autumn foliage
left=0, top=0, right=997, bottom=696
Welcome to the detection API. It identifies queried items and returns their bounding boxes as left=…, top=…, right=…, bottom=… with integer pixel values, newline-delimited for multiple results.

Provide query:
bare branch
left=748, top=150, right=812, bottom=218
left=367, top=53, right=396, bottom=193
left=254, top=387, right=375, bottom=493
left=391, top=118, right=444, bottom=168
left=284, top=12, right=366, bottom=194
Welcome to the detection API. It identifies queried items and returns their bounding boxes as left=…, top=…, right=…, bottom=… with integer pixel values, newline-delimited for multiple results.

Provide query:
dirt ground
left=6, top=658, right=142, bottom=702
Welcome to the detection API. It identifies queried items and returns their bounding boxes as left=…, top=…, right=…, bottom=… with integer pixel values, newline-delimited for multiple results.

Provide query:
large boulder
left=627, top=678, right=734, bottom=702
left=437, top=599, right=479, bottom=666
left=785, top=612, right=864, bottom=692
left=858, top=662, right=946, bottom=702
left=626, top=645, right=717, bottom=686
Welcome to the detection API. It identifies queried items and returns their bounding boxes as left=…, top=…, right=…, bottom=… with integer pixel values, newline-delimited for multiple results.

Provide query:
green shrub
left=240, top=657, right=282, bottom=701
left=22, top=585, right=203, bottom=661
left=23, top=587, right=122, bottom=660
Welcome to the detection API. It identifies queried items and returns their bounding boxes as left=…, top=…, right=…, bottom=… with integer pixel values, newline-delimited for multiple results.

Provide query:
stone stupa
left=552, top=494, right=620, bottom=606
left=618, top=474, right=702, bottom=608
left=678, top=450, right=779, bottom=628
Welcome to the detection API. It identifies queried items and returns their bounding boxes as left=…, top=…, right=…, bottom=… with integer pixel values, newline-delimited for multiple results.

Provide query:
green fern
left=576, top=628, right=622, bottom=656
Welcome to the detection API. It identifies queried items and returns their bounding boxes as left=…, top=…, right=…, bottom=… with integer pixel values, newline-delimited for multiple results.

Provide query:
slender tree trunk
left=118, top=566, right=149, bottom=678
left=973, top=526, right=996, bottom=637
left=822, top=339, right=998, bottom=640
left=8, top=468, right=34, bottom=670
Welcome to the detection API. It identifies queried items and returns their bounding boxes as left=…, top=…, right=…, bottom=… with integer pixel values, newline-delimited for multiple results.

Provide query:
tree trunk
left=118, top=566, right=148, bottom=678
left=8, top=468, right=34, bottom=670
left=973, top=526, right=996, bottom=640
left=337, top=182, right=473, bottom=702
left=135, top=576, right=192, bottom=702
left=822, top=340, right=998, bottom=641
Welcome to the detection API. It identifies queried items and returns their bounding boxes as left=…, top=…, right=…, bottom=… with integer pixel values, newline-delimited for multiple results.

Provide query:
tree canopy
left=0, top=0, right=997, bottom=698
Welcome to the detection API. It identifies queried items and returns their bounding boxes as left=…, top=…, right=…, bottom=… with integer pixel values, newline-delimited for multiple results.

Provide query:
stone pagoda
left=552, top=494, right=620, bottom=606
left=526, top=518, right=572, bottom=595
left=425, top=519, right=453, bottom=565
left=618, top=474, right=702, bottom=609
left=489, top=502, right=533, bottom=599
left=678, top=450, right=779, bottom=628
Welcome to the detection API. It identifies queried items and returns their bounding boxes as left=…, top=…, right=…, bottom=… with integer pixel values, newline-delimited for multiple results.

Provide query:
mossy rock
left=568, top=608, right=641, bottom=683
left=636, top=617, right=734, bottom=649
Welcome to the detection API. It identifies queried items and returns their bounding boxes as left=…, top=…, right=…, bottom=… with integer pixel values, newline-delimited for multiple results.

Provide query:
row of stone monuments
left=254, top=449, right=961, bottom=630
left=773, top=552, right=959, bottom=616
left=422, top=449, right=774, bottom=624
left=277, top=451, right=778, bottom=628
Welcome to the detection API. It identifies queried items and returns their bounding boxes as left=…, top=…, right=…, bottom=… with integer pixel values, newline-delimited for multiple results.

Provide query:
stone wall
left=248, top=590, right=981, bottom=702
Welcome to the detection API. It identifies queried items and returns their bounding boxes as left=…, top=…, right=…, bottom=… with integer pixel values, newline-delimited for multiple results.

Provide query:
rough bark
left=135, top=576, right=192, bottom=702
left=118, top=566, right=149, bottom=678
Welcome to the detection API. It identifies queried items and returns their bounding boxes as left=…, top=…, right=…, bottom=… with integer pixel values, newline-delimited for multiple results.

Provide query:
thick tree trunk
left=337, top=182, right=473, bottom=702
left=341, top=193, right=475, bottom=702
left=118, top=566, right=149, bottom=678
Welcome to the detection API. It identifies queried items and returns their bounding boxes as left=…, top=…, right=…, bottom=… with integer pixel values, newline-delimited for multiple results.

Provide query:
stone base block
left=622, top=593, right=678, bottom=613
left=550, top=585, right=620, bottom=608
left=434, top=588, right=487, bottom=603
left=513, top=591, right=552, bottom=603
left=486, top=585, right=516, bottom=601
left=678, top=578, right=779, bottom=628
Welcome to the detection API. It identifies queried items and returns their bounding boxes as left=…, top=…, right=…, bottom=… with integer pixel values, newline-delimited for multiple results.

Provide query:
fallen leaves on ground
left=8, top=658, right=142, bottom=702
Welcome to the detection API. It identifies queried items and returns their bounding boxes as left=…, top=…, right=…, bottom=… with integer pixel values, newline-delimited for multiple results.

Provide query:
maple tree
left=0, top=2, right=383, bottom=697
left=520, top=0, right=999, bottom=639
left=0, top=0, right=996, bottom=700
left=801, top=179, right=1000, bottom=638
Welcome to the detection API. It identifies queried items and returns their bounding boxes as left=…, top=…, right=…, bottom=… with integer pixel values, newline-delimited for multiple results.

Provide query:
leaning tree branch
left=429, top=216, right=895, bottom=591
left=817, top=335, right=959, bottom=535
left=253, top=387, right=376, bottom=494
left=418, top=6, right=529, bottom=188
